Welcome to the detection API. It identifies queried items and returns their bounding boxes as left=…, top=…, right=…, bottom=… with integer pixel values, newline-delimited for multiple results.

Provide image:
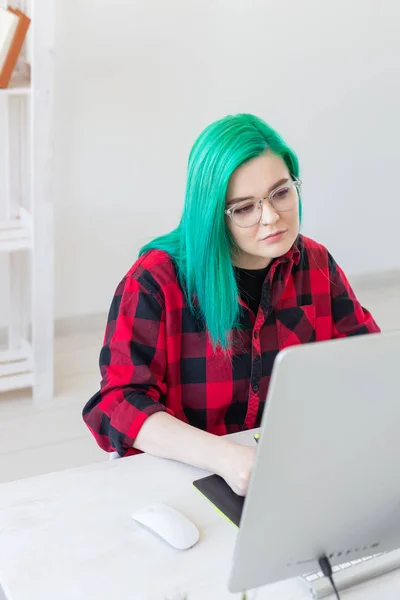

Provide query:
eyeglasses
left=225, top=178, right=302, bottom=228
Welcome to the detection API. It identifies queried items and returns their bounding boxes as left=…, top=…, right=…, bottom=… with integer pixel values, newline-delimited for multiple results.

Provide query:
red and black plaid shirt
left=83, top=235, right=380, bottom=456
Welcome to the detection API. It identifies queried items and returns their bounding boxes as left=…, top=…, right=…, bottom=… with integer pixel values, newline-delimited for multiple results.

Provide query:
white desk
left=1, top=430, right=400, bottom=600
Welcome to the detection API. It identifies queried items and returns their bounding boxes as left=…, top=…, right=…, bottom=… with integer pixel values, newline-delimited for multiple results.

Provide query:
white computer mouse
left=132, top=503, right=200, bottom=550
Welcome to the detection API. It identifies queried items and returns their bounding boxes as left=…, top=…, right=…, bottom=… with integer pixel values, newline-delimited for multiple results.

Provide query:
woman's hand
left=135, top=412, right=256, bottom=496
left=217, top=441, right=257, bottom=496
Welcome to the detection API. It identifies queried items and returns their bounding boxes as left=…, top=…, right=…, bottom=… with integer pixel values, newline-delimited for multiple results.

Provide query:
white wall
left=2, top=0, right=400, bottom=324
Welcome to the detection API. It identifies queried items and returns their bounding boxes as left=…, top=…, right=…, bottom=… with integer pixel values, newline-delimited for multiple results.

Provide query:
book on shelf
left=0, top=6, right=31, bottom=89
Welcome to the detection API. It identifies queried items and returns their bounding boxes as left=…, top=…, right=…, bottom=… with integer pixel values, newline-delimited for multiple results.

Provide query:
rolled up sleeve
left=82, top=274, right=173, bottom=456
left=328, top=254, right=381, bottom=338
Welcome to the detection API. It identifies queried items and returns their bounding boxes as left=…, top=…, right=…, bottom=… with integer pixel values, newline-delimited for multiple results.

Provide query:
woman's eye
left=235, top=203, right=255, bottom=214
left=273, top=187, right=290, bottom=199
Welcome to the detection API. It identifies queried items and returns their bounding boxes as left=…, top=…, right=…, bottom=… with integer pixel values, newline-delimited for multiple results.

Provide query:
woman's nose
left=260, top=199, right=279, bottom=226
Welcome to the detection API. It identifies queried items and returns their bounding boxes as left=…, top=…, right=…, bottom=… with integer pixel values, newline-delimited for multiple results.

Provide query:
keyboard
left=304, top=549, right=400, bottom=598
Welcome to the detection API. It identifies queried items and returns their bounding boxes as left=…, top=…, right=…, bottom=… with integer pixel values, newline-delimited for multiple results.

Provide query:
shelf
left=0, top=218, right=32, bottom=252
left=0, top=371, right=34, bottom=392
left=0, top=342, right=34, bottom=392
left=0, top=0, right=55, bottom=401
left=0, top=79, right=31, bottom=96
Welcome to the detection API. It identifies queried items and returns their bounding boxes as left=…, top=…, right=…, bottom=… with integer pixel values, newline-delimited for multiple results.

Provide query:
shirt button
left=254, top=331, right=259, bottom=339
left=252, top=384, right=259, bottom=392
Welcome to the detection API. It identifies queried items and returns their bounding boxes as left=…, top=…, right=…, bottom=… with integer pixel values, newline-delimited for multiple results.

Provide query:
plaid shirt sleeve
left=328, top=253, right=381, bottom=337
left=82, top=273, right=173, bottom=456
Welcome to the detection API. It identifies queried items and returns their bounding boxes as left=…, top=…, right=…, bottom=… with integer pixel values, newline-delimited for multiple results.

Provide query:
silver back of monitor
left=229, top=331, right=400, bottom=593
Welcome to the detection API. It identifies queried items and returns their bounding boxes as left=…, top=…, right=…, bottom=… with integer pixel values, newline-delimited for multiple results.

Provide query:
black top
left=234, top=264, right=271, bottom=316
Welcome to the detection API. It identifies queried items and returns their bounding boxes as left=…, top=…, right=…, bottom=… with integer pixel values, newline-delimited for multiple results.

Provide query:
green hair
left=139, top=113, right=300, bottom=350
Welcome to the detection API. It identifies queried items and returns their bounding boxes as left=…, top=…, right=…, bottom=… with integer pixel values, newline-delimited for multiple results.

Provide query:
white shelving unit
left=0, top=0, right=54, bottom=402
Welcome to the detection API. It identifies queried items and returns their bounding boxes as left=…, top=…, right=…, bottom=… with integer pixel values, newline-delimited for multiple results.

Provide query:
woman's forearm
left=134, top=411, right=232, bottom=476
left=134, top=411, right=256, bottom=496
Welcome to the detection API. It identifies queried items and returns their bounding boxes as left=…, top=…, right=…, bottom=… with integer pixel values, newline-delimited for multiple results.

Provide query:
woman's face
left=226, top=151, right=300, bottom=269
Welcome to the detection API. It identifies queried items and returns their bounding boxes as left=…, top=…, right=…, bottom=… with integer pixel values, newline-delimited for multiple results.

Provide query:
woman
left=83, top=113, right=379, bottom=496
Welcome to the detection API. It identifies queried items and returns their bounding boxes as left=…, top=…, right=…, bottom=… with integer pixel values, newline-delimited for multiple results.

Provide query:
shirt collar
left=191, top=236, right=302, bottom=307
left=278, top=235, right=301, bottom=266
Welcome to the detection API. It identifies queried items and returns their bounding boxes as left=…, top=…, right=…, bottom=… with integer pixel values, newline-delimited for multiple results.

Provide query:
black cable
left=318, top=555, right=341, bottom=600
